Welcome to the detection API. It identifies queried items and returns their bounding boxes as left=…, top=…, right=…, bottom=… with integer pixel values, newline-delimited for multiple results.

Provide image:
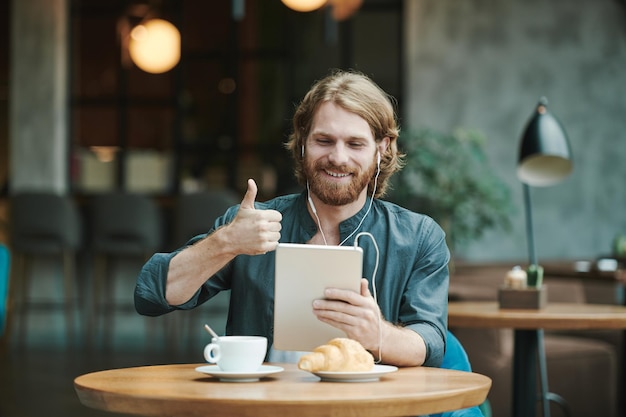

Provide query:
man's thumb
left=240, top=178, right=258, bottom=209
left=360, top=278, right=371, bottom=297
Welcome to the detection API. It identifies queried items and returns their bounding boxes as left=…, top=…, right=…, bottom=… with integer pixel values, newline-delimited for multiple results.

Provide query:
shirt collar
left=295, top=191, right=374, bottom=245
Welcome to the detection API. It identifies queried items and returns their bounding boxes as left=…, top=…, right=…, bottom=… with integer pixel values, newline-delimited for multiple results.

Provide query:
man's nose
left=328, top=145, right=349, bottom=165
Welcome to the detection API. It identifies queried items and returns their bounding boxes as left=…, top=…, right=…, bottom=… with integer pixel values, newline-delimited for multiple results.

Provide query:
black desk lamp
left=517, top=97, right=573, bottom=285
left=515, top=97, right=573, bottom=417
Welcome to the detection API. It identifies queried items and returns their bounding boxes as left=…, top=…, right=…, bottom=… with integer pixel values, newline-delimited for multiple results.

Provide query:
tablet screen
left=273, top=243, right=363, bottom=351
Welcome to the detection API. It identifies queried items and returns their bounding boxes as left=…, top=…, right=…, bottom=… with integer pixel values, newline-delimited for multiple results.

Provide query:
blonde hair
left=285, top=70, right=404, bottom=198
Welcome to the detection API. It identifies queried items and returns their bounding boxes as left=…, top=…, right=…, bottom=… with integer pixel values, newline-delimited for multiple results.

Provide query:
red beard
left=304, top=157, right=376, bottom=206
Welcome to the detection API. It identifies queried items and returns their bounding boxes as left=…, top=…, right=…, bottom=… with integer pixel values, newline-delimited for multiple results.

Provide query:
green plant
left=390, top=128, right=513, bottom=251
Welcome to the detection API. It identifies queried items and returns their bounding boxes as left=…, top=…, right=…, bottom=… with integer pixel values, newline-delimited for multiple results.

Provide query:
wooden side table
left=448, top=301, right=626, bottom=417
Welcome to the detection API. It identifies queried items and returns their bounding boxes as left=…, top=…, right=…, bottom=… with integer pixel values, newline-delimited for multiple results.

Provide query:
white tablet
left=273, top=243, right=363, bottom=352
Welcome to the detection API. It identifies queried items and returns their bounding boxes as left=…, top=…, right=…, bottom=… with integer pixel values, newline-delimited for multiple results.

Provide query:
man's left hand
left=312, top=278, right=383, bottom=353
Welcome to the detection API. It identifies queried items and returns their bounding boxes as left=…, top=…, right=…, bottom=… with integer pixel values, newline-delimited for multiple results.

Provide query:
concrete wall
left=9, top=0, right=68, bottom=194
left=404, top=0, right=626, bottom=262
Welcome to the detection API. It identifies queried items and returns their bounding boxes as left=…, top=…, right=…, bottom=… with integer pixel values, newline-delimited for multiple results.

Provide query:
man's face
left=303, top=101, right=378, bottom=206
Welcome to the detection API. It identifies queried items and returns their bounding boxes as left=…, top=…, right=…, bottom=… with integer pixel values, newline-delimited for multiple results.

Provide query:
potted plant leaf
left=390, top=128, right=513, bottom=255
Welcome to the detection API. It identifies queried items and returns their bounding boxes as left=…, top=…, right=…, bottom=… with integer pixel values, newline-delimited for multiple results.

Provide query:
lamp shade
left=517, top=97, right=573, bottom=187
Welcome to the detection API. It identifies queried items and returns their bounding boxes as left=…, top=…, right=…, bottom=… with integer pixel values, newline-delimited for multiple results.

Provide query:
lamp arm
left=523, top=183, right=538, bottom=266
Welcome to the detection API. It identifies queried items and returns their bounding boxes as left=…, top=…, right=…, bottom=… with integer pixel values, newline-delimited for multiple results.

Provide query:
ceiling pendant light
left=281, top=0, right=327, bottom=13
left=128, top=18, right=181, bottom=74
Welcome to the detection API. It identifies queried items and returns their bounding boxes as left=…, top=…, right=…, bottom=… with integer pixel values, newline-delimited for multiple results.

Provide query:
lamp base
left=498, top=285, right=547, bottom=310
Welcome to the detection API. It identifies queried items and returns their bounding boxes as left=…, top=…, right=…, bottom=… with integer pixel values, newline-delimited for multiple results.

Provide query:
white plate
left=195, top=365, right=284, bottom=382
left=310, top=364, right=398, bottom=382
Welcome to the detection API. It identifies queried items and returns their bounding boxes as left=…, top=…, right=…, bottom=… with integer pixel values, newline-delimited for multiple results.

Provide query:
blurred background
left=1, top=0, right=626, bottom=416
left=2, top=0, right=625, bottom=261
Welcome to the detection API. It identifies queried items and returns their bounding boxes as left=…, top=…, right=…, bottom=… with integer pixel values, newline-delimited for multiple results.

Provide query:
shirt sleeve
left=134, top=231, right=211, bottom=316
left=403, top=217, right=450, bottom=367
left=134, top=251, right=180, bottom=316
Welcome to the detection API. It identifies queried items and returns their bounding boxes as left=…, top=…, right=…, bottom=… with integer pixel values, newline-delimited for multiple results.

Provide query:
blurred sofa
left=449, top=262, right=622, bottom=417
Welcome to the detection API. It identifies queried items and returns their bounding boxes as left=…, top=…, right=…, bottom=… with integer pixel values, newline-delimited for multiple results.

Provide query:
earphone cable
left=354, top=231, right=382, bottom=364
left=307, top=182, right=329, bottom=245
left=339, top=166, right=379, bottom=247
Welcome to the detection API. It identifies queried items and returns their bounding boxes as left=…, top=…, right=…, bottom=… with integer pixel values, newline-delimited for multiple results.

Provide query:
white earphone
left=307, top=184, right=317, bottom=214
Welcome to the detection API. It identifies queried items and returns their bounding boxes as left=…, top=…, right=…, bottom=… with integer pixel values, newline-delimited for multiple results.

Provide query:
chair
left=0, top=243, right=10, bottom=340
left=171, top=189, right=239, bottom=248
left=89, top=192, right=163, bottom=346
left=8, top=192, right=82, bottom=346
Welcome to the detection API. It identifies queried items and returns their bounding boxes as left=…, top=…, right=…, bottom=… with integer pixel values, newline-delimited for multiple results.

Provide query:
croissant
left=298, top=338, right=374, bottom=372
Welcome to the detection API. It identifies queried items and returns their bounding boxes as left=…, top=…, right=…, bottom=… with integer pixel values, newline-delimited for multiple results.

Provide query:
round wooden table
left=448, top=301, right=626, bottom=417
left=74, top=362, right=491, bottom=417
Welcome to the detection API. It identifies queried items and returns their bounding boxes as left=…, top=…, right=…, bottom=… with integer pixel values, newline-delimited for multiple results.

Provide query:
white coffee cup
left=203, top=336, right=267, bottom=372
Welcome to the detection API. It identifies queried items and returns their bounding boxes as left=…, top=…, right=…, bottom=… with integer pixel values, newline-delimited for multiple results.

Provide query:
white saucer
left=310, top=364, right=398, bottom=382
left=195, top=365, right=284, bottom=382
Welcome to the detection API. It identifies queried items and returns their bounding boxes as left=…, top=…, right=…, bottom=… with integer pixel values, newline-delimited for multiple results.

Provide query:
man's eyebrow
left=310, top=130, right=370, bottom=142
left=310, top=129, right=333, bottom=137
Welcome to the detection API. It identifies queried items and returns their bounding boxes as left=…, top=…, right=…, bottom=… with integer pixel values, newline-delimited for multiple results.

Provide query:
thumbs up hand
left=228, top=179, right=282, bottom=255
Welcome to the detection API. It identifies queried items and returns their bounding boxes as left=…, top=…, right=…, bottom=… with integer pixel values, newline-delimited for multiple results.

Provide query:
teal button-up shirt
left=135, top=192, right=450, bottom=366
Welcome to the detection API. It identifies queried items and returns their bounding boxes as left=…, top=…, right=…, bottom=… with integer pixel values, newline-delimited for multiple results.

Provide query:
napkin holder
left=498, top=285, right=547, bottom=310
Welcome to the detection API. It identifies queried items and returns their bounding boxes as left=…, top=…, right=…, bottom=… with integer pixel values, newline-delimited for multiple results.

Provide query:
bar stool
left=88, top=192, right=163, bottom=347
left=8, top=192, right=82, bottom=347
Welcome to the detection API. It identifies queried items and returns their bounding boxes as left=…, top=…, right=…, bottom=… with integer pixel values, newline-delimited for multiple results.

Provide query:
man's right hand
left=226, top=178, right=282, bottom=255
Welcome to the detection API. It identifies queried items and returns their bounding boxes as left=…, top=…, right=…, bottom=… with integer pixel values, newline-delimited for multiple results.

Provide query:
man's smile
left=324, top=169, right=352, bottom=179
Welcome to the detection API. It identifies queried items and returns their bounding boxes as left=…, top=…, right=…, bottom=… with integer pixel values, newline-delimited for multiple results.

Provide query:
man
left=135, top=70, right=450, bottom=367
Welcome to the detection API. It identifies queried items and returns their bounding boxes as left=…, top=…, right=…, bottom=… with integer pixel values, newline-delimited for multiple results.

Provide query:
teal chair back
left=442, top=330, right=472, bottom=371
left=0, top=243, right=10, bottom=337
left=435, top=331, right=491, bottom=417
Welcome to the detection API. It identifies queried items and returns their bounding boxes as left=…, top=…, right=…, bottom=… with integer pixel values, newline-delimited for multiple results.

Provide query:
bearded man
left=135, top=70, right=450, bottom=367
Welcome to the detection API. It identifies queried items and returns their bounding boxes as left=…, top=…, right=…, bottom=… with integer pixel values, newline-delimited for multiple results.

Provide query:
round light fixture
left=128, top=18, right=180, bottom=74
left=281, top=0, right=327, bottom=12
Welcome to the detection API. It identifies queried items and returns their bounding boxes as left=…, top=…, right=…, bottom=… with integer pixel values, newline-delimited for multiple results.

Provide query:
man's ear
left=378, top=137, right=390, bottom=156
